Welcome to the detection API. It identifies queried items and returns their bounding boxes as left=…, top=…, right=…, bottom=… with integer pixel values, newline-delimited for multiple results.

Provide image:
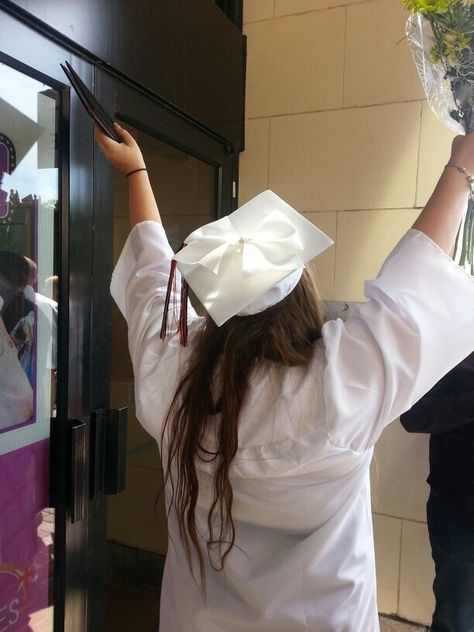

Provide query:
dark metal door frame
left=92, top=65, right=238, bottom=631
left=110, top=72, right=238, bottom=219
left=0, top=11, right=103, bottom=631
left=0, top=6, right=238, bottom=631
left=1, top=9, right=239, bottom=632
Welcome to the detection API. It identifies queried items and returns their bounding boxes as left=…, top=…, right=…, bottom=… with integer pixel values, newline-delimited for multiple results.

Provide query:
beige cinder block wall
left=241, top=0, right=457, bottom=625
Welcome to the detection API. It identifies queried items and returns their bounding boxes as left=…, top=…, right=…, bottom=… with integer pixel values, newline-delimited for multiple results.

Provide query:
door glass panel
left=0, top=62, right=59, bottom=631
left=106, top=124, right=216, bottom=631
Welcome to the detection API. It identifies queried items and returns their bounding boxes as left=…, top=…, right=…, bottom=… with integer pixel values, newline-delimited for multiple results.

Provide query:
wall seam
left=333, top=211, right=340, bottom=299
left=373, top=511, right=427, bottom=525
left=397, top=519, right=404, bottom=616
left=341, top=5, right=348, bottom=110
left=272, top=0, right=381, bottom=21
left=414, top=101, right=424, bottom=207
left=267, top=117, right=272, bottom=189
left=247, top=98, right=424, bottom=121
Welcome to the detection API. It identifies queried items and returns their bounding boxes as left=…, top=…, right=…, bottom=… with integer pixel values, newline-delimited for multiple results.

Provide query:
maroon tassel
left=160, top=259, right=178, bottom=341
left=160, top=243, right=188, bottom=345
left=179, top=279, right=188, bottom=346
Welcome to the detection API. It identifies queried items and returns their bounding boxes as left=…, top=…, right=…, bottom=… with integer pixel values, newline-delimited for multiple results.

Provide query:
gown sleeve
left=110, top=221, right=203, bottom=437
left=322, top=228, right=474, bottom=452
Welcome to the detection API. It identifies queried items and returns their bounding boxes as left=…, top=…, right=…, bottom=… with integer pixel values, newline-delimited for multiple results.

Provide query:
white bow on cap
left=173, top=190, right=334, bottom=327
left=177, top=210, right=305, bottom=277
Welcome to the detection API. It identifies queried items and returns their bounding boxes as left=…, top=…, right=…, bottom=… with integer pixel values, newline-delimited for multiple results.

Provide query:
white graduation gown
left=111, top=222, right=474, bottom=632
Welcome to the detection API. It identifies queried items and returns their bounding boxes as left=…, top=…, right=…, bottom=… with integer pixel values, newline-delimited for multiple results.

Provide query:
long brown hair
left=161, top=268, right=324, bottom=589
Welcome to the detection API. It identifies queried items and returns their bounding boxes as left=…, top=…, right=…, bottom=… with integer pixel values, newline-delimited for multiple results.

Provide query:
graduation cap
left=161, top=190, right=334, bottom=344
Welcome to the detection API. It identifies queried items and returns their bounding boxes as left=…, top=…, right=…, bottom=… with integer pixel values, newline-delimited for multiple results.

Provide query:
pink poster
left=0, top=439, right=51, bottom=631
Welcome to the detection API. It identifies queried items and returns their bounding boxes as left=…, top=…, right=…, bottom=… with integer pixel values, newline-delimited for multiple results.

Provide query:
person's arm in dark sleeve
left=400, top=359, right=474, bottom=433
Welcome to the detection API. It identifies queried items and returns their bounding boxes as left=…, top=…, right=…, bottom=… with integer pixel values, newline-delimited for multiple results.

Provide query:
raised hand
left=94, top=123, right=146, bottom=175
left=95, top=122, right=161, bottom=227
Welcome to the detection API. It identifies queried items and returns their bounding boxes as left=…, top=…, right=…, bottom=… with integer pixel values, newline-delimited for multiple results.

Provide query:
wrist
left=444, top=162, right=474, bottom=195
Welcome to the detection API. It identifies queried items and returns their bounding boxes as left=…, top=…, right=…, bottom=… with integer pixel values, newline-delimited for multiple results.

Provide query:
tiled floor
left=379, top=615, right=428, bottom=631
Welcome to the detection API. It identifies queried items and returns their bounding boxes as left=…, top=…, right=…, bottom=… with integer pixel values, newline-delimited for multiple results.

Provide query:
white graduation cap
left=173, top=190, right=333, bottom=327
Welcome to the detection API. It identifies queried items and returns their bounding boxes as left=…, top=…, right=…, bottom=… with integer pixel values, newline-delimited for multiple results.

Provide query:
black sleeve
left=400, top=357, right=474, bottom=434
left=400, top=390, right=474, bottom=433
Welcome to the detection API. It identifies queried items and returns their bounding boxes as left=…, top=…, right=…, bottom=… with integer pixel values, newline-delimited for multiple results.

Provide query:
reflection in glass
left=0, top=62, right=58, bottom=631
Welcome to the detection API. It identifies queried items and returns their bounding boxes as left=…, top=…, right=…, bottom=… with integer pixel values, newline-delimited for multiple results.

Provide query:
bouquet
left=402, top=0, right=474, bottom=270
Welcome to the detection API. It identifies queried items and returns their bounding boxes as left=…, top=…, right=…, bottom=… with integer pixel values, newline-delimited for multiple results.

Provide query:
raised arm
left=413, top=133, right=474, bottom=253
left=94, top=123, right=161, bottom=228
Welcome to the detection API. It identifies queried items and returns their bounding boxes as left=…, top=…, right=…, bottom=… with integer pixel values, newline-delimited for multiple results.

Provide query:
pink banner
left=0, top=439, right=51, bottom=631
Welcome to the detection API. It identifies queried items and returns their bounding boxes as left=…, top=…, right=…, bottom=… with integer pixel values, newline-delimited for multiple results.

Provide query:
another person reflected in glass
left=0, top=251, right=33, bottom=429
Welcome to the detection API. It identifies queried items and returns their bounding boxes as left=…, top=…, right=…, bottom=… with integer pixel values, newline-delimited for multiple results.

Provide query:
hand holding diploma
left=95, top=123, right=162, bottom=228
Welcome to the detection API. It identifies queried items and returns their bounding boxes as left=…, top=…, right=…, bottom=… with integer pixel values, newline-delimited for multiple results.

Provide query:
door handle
left=90, top=408, right=106, bottom=500
left=88, top=407, right=128, bottom=499
left=70, top=417, right=90, bottom=524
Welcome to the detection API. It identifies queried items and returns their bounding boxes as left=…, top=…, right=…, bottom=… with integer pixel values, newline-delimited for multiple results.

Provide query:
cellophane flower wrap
left=403, top=0, right=474, bottom=271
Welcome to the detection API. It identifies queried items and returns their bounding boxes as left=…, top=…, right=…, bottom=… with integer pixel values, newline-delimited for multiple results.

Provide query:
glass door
left=93, top=72, right=237, bottom=632
left=0, top=16, right=110, bottom=628
left=106, top=125, right=218, bottom=632
left=0, top=20, right=238, bottom=630
left=0, top=61, right=59, bottom=631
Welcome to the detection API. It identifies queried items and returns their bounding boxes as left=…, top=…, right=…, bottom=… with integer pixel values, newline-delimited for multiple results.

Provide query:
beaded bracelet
left=126, top=167, right=147, bottom=178
left=445, top=162, right=474, bottom=195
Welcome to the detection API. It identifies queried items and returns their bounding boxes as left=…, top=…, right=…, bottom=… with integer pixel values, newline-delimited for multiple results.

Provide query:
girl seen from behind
left=97, top=123, right=474, bottom=632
